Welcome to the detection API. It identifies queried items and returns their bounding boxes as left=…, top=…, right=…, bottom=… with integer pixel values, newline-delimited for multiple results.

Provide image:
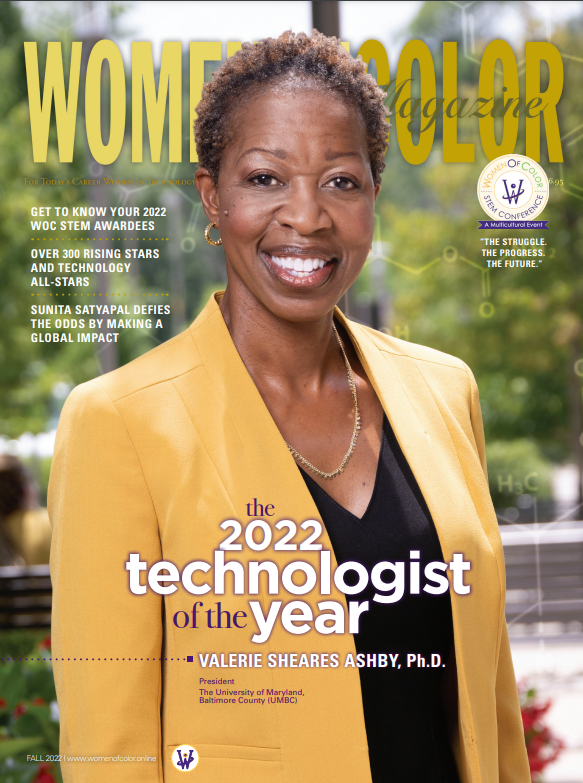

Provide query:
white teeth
left=268, top=254, right=329, bottom=274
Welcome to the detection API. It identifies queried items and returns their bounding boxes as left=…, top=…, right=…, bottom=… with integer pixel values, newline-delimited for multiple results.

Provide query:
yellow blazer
left=49, top=293, right=529, bottom=783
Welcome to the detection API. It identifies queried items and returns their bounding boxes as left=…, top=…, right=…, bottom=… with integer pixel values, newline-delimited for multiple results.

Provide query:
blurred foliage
left=0, top=633, right=60, bottom=783
left=0, top=3, right=99, bottom=439
left=0, top=2, right=224, bottom=440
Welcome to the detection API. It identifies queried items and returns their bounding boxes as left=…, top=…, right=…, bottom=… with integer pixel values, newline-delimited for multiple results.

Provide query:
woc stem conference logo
left=477, top=154, right=549, bottom=229
left=172, top=745, right=199, bottom=772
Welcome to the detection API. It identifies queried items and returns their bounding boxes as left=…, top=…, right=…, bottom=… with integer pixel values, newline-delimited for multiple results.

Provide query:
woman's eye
left=328, top=176, right=357, bottom=190
left=250, top=174, right=281, bottom=186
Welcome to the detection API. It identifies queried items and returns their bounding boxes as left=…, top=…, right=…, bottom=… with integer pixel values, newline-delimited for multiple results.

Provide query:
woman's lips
left=262, top=252, right=335, bottom=288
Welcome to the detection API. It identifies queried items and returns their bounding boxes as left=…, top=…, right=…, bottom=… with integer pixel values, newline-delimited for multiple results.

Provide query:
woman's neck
left=217, top=277, right=385, bottom=521
left=219, top=283, right=345, bottom=398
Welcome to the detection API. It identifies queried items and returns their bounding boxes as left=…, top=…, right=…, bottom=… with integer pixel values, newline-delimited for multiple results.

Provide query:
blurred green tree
left=369, top=2, right=583, bottom=505
left=0, top=1, right=224, bottom=444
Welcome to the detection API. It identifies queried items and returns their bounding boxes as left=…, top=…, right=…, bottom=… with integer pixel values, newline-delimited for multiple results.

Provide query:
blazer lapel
left=340, top=314, right=501, bottom=781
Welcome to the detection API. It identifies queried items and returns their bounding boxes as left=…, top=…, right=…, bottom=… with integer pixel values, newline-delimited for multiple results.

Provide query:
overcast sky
left=16, top=1, right=583, bottom=61
left=106, top=1, right=423, bottom=57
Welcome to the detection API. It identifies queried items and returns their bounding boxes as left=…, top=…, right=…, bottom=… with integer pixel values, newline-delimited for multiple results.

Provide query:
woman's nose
left=275, top=178, right=333, bottom=235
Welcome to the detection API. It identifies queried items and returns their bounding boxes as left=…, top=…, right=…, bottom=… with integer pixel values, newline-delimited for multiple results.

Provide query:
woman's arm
left=49, top=381, right=163, bottom=782
left=467, top=367, right=530, bottom=783
left=495, top=623, right=530, bottom=782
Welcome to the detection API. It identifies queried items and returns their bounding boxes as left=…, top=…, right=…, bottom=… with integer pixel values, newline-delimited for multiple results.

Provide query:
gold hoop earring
left=204, top=222, right=222, bottom=246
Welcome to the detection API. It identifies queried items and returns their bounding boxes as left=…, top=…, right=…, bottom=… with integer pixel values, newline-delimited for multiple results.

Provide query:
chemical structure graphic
left=365, top=214, right=494, bottom=319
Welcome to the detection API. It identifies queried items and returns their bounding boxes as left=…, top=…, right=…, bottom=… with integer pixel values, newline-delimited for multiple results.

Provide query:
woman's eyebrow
left=325, top=150, right=362, bottom=161
left=238, top=147, right=287, bottom=161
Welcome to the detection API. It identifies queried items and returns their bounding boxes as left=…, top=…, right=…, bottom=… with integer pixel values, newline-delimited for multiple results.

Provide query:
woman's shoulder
left=53, top=326, right=206, bottom=466
left=68, top=295, right=223, bottom=412
left=69, top=325, right=203, bottom=412
left=350, top=321, right=470, bottom=374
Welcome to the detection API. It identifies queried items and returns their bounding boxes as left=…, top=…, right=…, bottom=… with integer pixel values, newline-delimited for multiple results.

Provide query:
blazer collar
left=187, top=292, right=482, bottom=556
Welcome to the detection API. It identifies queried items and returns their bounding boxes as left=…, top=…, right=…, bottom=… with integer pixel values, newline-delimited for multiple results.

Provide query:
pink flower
left=518, top=681, right=565, bottom=779
left=32, top=763, right=56, bottom=783
left=38, top=635, right=51, bottom=651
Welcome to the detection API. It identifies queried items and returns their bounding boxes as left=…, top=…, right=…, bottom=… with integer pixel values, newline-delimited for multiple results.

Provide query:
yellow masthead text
left=24, top=39, right=563, bottom=166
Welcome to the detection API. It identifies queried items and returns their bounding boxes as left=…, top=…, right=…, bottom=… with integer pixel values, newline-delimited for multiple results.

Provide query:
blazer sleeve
left=48, top=381, right=163, bottom=782
left=466, top=366, right=530, bottom=783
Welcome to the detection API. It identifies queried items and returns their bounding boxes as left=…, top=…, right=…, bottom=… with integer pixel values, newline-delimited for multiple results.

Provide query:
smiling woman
left=49, top=30, right=530, bottom=783
left=194, top=33, right=387, bottom=514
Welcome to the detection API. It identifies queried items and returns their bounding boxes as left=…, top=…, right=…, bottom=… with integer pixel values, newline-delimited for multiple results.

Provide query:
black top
left=300, top=413, right=459, bottom=783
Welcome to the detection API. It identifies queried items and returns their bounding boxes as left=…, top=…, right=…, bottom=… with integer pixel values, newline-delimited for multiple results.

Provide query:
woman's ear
left=195, top=168, right=220, bottom=224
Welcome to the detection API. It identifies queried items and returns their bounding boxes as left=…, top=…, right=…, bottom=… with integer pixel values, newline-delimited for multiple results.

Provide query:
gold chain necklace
left=285, top=323, right=361, bottom=480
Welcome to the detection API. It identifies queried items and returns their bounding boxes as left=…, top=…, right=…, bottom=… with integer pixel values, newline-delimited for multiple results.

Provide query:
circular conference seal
left=477, top=154, right=549, bottom=223
left=171, top=745, right=199, bottom=772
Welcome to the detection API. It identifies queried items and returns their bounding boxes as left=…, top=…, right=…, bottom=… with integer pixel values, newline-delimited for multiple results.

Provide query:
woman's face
left=196, top=82, right=380, bottom=323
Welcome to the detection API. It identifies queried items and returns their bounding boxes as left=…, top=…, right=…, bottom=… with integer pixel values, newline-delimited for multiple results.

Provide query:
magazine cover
left=0, top=1, right=582, bottom=781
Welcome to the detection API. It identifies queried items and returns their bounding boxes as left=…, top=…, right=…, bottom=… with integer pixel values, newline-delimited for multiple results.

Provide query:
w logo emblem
left=172, top=745, right=199, bottom=772
left=176, top=750, right=195, bottom=770
left=501, top=178, right=526, bottom=205
left=478, top=154, right=549, bottom=224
